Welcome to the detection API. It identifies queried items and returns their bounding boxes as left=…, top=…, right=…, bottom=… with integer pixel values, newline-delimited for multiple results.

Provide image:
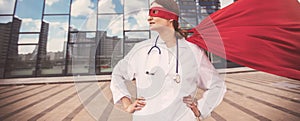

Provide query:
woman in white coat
left=110, top=0, right=226, bottom=120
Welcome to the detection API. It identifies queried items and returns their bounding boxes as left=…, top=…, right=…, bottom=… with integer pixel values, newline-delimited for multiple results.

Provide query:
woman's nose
left=147, top=16, right=153, bottom=21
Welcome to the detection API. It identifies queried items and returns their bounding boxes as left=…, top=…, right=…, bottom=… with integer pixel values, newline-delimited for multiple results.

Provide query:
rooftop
left=0, top=67, right=299, bottom=121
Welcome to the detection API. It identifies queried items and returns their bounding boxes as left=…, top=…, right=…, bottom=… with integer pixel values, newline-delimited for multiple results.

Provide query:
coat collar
left=156, top=36, right=189, bottom=48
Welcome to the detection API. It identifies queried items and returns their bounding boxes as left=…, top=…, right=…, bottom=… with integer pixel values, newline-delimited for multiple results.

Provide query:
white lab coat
left=110, top=37, right=226, bottom=121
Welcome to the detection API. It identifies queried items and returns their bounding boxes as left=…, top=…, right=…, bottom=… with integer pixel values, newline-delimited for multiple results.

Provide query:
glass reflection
left=68, top=30, right=96, bottom=74
left=125, top=31, right=149, bottom=41
left=0, top=0, right=16, bottom=14
left=45, top=0, right=71, bottom=14
left=70, top=0, right=97, bottom=31
left=96, top=31, right=122, bottom=73
left=124, top=0, right=148, bottom=13
left=124, top=8, right=149, bottom=30
left=0, top=16, right=13, bottom=23
left=18, top=34, right=39, bottom=44
left=7, top=45, right=37, bottom=77
left=15, top=0, right=43, bottom=32
left=40, top=16, right=69, bottom=75
left=98, top=15, right=123, bottom=37
left=0, top=16, right=13, bottom=78
left=98, top=0, right=123, bottom=13
left=124, top=31, right=149, bottom=54
left=124, top=0, right=148, bottom=30
left=97, top=15, right=123, bottom=73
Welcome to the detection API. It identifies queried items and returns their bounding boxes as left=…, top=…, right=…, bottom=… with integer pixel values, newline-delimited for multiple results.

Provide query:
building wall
left=0, top=0, right=225, bottom=78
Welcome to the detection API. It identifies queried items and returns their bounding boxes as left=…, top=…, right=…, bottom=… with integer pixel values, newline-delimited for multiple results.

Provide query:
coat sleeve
left=195, top=48, right=227, bottom=119
left=110, top=45, right=137, bottom=104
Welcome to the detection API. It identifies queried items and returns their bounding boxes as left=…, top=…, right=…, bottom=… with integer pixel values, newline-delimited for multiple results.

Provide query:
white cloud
left=21, top=18, right=41, bottom=32
left=0, top=0, right=15, bottom=14
left=83, top=13, right=97, bottom=31
left=134, top=9, right=149, bottom=28
left=71, top=0, right=95, bottom=17
left=47, top=21, right=68, bottom=52
left=124, top=8, right=149, bottom=30
left=219, top=0, right=234, bottom=9
left=45, top=0, right=60, bottom=6
left=105, top=9, right=149, bottom=38
left=19, top=46, right=36, bottom=54
left=107, top=15, right=123, bottom=36
left=124, top=0, right=148, bottom=13
left=0, top=16, right=12, bottom=23
left=98, top=0, right=116, bottom=13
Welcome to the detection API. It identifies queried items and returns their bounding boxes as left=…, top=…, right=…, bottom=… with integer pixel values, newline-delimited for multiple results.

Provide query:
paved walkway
left=0, top=68, right=299, bottom=121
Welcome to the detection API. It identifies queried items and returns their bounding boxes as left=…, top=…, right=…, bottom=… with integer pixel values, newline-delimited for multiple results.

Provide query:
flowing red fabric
left=187, top=0, right=300, bottom=80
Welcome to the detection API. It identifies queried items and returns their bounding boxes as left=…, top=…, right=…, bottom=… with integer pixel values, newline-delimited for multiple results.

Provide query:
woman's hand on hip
left=183, top=95, right=201, bottom=117
left=125, top=97, right=146, bottom=113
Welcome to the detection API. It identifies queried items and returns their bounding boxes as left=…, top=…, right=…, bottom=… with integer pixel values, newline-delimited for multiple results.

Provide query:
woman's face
left=148, top=2, right=173, bottom=32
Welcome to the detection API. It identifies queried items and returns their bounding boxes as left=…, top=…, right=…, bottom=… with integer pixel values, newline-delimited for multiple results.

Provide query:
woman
left=110, top=0, right=226, bottom=120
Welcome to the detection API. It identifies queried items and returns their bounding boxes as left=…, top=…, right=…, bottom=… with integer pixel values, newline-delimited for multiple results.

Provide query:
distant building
left=0, top=17, right=21, bottom=78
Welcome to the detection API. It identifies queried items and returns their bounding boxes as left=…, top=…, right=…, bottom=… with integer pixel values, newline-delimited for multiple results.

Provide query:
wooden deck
left=0, top=71, right=299, bottom=121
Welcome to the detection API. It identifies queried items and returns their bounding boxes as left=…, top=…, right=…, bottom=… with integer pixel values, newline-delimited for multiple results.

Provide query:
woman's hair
left=154, top=0, right=189, bottom=39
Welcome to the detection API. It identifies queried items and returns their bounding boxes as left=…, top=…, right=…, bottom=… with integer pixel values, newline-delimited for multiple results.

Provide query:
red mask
left=149, top=7, right=179, bottom=21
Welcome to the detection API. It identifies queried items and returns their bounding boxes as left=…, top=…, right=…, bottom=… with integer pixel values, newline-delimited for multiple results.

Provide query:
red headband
left=149, top=7, right=179, bottom=21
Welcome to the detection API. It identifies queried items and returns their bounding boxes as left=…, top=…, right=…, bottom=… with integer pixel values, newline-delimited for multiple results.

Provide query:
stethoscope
left=145, top=35, right=180, bottom=83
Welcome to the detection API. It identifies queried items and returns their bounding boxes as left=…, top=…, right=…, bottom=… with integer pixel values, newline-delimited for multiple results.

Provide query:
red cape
left=187, top=0, right=300, bottom=80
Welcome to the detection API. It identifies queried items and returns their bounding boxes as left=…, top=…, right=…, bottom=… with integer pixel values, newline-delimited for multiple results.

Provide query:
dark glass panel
left=40, top=16, right=69, bottom=75
left=0, top=16, right=13, bottom=78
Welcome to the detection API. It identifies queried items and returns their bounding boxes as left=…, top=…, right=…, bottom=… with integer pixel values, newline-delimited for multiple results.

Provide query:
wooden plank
left=225, top=90, right=300, bottom=121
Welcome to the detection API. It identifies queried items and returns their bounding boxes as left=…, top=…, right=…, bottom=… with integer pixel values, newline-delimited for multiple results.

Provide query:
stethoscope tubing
left=147, top=35, right=180, bottom=83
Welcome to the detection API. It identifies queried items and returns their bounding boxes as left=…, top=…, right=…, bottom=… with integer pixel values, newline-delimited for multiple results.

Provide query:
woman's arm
left=183, top=95, right=201, bottom=117
left=110, top=43, right=147, bottom=113
left=195, top=49, right=227, bottom=119
left=121, top=96, right=146, bottom=113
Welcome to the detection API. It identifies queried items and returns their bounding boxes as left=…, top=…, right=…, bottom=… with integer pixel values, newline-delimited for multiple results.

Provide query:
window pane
left=15, top=0, right=44, bottom=32
left=98, top=14, right=123, bottom=37
left=6, top=45, right=37, bottom=77
left=124, top=0, right=148, bottom=30
left=70, top=0, right=97, bottom=31
left=70, top=32, right=96, bottom=43
left=18, top=34, right=39, bottom=44
left=0, top=16, right=13, bottom=77
left=68, top=30, right=96, bottom=74
left=95, top=31, right=122, bottom=73
left=40, top=16, right=69, bottom=75
left=0, top=16, right=13, bottom=23
left=124, top=31, right=149, bottom=54
left=125, top=31, right=149, bottom=41
left=124, top=0, right=148, bottom=13
left=124, top=8, right=149, bottom=30
left=0, top=0, right=16, bottom=14
left=180, top=17, right=197, bottom=29
left=68, top=43, right=96, bottom=74
left=44, top=0, right=71, bottom=14
left=98, top=0, right=123, bottom=13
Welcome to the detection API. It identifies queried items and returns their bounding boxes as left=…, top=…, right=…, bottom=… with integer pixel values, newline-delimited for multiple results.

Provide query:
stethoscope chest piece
left=173, top=73, right=180, bottom=83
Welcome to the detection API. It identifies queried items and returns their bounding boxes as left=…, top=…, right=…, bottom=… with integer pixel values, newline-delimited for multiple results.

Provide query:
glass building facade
left=0, top=0, right=229, bottom=79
